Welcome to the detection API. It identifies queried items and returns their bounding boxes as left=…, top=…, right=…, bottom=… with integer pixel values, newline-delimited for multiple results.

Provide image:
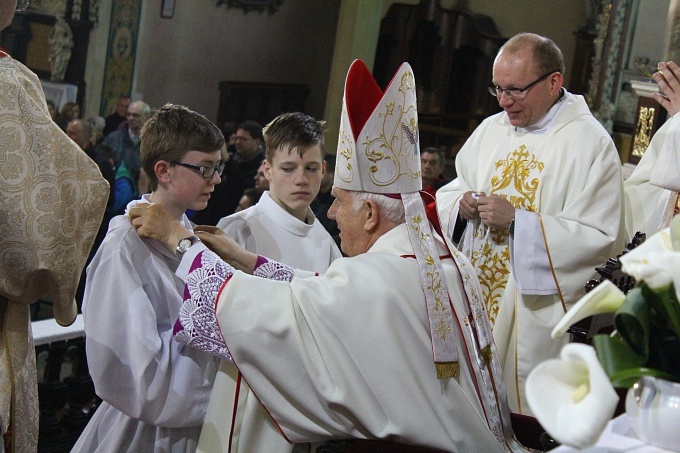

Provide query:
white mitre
left=334, top=60, right=460, bottom=379
left=335, top=60, right=421, bottom=194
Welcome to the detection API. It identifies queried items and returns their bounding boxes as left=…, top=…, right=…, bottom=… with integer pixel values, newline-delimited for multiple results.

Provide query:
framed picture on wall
left=161, top=0, right=175, bottom=18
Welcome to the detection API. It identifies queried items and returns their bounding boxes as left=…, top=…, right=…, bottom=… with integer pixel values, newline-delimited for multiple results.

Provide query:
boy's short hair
left=263, top=112, right=326, bottom=162
left=141, top=103, right=225, bottom=191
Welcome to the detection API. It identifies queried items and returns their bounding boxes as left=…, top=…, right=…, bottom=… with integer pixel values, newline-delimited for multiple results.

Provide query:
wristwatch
left=176, top=235, right=201, bottom=256
left=508, top=218, right=515, bottom=237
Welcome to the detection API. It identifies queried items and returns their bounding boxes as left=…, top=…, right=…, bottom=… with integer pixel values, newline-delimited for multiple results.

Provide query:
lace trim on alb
left=174, top=251, right=234, bottom=361
left=252, top=257, right=295, bottom=282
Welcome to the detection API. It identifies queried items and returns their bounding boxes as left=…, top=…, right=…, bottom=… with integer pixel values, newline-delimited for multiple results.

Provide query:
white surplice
left=201, top=191, right=342, bottom=452
left=216, top=191, right=342, bottom=270
left=180, top=224, right=513, bottom=452
left=72, top=197, right=219, bottom=452
left=437, top=91, right=625, bottom=414
left=625, top=116, right=679, bottom=240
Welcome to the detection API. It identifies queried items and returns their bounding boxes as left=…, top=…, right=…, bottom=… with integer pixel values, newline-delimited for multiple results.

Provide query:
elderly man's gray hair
left=351, top=191, right=405, bottom=224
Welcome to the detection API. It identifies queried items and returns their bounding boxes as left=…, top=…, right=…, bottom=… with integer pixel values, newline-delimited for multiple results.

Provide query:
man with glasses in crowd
left=194, top=120, right=266, bottom=225
left=73, top=104, right=224, bottom=452
left=437, top=32, right=625, bottom=416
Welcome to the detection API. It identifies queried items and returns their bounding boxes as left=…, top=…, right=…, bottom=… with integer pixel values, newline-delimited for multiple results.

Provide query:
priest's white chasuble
left=437, top=92, right=625, bottom=414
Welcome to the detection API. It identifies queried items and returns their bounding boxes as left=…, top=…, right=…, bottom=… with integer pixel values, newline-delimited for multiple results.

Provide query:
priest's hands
left=477, top=194, right=515, bottom=231
left=654, top=61, right=680, bottom=116
left=459, top=191, right=485, bottom=220
left=193, top=226, right=258, bottom=274
left=129, top=203, right=191, bottom=251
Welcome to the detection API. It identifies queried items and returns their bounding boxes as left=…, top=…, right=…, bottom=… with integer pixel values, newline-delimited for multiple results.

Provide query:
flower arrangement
left=526, top=216, right=680, bottom=448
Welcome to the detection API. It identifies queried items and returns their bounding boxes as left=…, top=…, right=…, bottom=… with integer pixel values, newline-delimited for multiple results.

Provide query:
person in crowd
left=253, top=159, right=269, bottom=193
left=102, top=99, right=151, bottom=209
left=66, top=119, right=116, bottom=307
left=420, top=146, right=451, bottom=197
left=234, top=187, right=261, bottom=212
left=129, top=60, right=522, bottom=453
left=201, top=112, right=342, bottom=451
left=87, top=115, right=106, bottom=145
left=0, top=1, right=109, bottom=450
left=310, top=154, right=340, bottom=248
left=437, top=32, right=625, bottom=415
left=55, top=100, right=80, bottom=131
left=420, top=146, right=451, bottom=235
left=72, top=104, right=224, bottom=451
left=193, top=120, right=265, bottom=225
left=103, top=96, right=131, bottom=136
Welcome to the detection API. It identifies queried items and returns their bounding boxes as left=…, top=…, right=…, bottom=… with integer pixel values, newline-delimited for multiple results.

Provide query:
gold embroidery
left=473, top=145, right=544, bottom=324
left=632, top=106, right=655, bottom=158
left=360, top=71, right=419, bottom=187
left=408, top=211, right=452, bottom=342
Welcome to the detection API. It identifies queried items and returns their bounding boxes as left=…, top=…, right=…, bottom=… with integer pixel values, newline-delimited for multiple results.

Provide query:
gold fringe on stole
left=435, top=362, right=459, bottom=379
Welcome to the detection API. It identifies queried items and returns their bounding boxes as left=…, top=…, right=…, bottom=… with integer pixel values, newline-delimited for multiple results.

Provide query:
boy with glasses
left=437, top=32, right=625, bottom=415
left=73, top=104, right=224, bottom=452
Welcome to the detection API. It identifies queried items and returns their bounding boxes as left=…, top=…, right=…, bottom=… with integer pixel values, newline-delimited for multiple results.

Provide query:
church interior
left=2, top=0, right=678, bottom=451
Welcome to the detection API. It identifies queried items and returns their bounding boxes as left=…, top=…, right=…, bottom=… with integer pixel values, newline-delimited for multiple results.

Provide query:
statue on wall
left=48, top=15, right=73, bottom=82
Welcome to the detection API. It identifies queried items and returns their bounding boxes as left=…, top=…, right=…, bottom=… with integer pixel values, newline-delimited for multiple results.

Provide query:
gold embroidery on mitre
left=471, top=145, right=544, bottom=325
left=360, top=71, right=420, bottom=188
left=336, top=128, right=354, bottom=184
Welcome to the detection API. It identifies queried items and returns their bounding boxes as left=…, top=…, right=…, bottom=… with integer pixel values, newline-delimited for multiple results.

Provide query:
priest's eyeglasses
left=172, top=161, right=225, bottom=179
left=486, top=70, right=560, bottom=100
left=16, top=1, right=31, bottom=11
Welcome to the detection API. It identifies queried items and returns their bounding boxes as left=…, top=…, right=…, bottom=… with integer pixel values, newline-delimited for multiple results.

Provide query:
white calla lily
left=620, top=225, right=680, bottom=302
left=526, top=343, right=619, bottom=449
left=619, top=228, right=674, bottom=290
left=551, top=280, right=625, bottom=339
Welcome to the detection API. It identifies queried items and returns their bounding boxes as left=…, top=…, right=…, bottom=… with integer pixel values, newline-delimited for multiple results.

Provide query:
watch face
left=178, top=239, right=191, bottom=252
left=177, top=236, right=200, bottom=255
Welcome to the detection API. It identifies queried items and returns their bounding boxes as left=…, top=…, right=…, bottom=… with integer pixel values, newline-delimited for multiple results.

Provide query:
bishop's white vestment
left=72, top=197, right=219, bottom=452
left=200, top=191, right=342, bottom=452
left=174, top=223, right=523, bottom=452
left=437, top=91, right=625, bottom=414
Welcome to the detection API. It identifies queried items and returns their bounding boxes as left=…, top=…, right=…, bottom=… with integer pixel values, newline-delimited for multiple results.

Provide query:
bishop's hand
left=129, top=203, right=191, bottom=252
left=193, top=225, right=258, bottom=273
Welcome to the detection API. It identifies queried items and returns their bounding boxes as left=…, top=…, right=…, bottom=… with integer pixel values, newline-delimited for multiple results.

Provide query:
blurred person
left=234, top=187, right=261, bottom=212
left=103, top=100, right=151, bottom=209
left=193, top=120, right=265, bottom=225
left=310, top=154, right=340, bottom=248
left=103, top=96, right=131, bottom=136
left=55, top=100, right=80, bottom=131
left=0, top=1, right=109, bottom=450
left=253, top=159, right=269, bottom=193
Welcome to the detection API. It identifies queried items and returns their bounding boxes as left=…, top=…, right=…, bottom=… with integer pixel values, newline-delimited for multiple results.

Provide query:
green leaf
left=609, top=367, right=675, bottom=388
left=614, top=287, right=651, bottom=358
left=593, top=334, right=645, bottom=387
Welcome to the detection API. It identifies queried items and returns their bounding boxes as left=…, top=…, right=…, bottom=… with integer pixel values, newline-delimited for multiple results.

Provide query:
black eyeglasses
left=172, top=161, right=225, bottom=179
left=487, top=70, right=560, bottom=100
left=16, top=0, right=30, bottom=11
